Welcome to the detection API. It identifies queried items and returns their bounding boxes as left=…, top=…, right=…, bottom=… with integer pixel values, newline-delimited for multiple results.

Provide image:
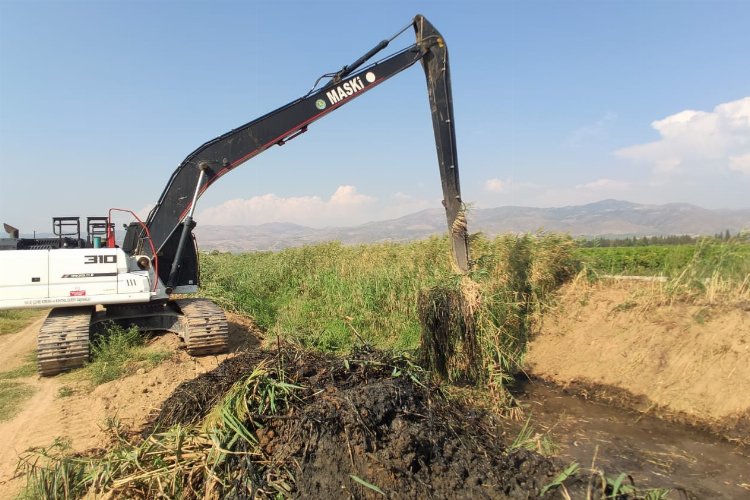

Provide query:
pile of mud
left=149, top=346, right=578, bottom=499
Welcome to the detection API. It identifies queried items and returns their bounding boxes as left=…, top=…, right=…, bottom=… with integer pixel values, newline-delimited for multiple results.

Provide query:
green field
left=200, top=236, right=747, bottom=369
left=201, top=234, right=578, bottom=382
left=576, top=240, right=750, bottom=280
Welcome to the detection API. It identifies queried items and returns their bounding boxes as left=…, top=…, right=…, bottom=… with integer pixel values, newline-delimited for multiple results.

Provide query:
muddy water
left=512, top=379, right=750, bottom=499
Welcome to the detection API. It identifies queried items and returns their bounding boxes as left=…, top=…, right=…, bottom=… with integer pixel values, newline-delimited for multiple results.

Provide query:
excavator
left=0, top=15, right=470, bottom=376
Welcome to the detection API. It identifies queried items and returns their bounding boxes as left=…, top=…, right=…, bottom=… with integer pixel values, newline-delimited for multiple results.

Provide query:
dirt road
left=0, top=314, right=260, bottom=498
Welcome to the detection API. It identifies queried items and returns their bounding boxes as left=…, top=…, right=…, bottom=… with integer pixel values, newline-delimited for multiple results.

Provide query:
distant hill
left=193, top=199, right=750, bottom=252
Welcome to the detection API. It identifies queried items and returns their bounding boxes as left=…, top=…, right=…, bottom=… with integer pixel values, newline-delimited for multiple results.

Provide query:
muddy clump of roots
left=144, top=345, right=567, bottom=498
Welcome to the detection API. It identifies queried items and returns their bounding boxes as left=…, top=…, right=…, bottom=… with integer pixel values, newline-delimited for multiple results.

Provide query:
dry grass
left=0, top=380, right=36, bottom=422
left=0, top=309, right=43, bottom=335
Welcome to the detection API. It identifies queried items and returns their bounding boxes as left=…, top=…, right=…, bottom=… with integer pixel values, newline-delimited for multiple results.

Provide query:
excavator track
left=37, top=307, right=93, bottom=376
left=176, top=298, right=229, bottom=356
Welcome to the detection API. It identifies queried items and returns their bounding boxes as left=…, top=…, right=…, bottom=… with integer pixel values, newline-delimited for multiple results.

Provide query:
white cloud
left=197, top=185, right=376, bottom=227
left=575, top=178, right=630, bottom=190
left=386, top=192, right=431, bottom=215
left=616, top=96, right=750, bottom=174
left=328, top=185, right=374, bottom=207
left=729, top=153, right=750, bottom=175
left=484, top=178, right=505, bottom=192
left=484, top=177, right=542, bottom=194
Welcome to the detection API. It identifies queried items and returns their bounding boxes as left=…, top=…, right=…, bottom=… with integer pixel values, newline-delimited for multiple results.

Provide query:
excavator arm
left=132, top=14, right=470, bottom=289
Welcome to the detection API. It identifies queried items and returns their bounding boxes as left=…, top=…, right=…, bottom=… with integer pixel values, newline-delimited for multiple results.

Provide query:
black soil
left=149, top=347, right=603, bottom=499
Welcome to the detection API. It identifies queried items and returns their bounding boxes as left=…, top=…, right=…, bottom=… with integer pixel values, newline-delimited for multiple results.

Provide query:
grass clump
left=84, top=324, right=170, bottom=385
left=418, top=233, right=578, bottom=387
left=57, top=386, right=75, bottom=398
left=0, top=309, right=42, bottom=335
left=664, top=240, right=750, bottom=302
left=0, top=380, right=36, bottom=421
left=16, top=438, right=88, bottom=500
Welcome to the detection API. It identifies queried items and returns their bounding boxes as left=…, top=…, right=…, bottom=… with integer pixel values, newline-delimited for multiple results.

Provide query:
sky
left=1, top=0, right=749, bottom=233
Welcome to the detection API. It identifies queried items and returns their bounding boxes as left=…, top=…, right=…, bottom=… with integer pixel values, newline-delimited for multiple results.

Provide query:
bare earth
left=526, top=279, right=750, bottom=440
left=0, top=312, right=261, bottom=499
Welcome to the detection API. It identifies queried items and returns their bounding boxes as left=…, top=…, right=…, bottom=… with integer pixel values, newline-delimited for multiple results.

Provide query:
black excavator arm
left=130, top=14, right=470, bottom=290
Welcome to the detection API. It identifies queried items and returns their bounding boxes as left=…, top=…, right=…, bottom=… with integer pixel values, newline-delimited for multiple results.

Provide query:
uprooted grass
left=417, top=233, right=578, bottom=387
left=20, top=354, right=302, bottom=499
left=539, top=462, right=672, bottom=499
left=76, top=324, right=171, bottom=385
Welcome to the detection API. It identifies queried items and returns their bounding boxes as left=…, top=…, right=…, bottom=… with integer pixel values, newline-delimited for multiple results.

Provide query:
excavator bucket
left=414, top=15, right=471, bottom=273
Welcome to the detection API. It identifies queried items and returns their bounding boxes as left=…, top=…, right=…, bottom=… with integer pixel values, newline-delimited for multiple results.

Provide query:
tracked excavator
left=0, top=15, right=470, bottom=376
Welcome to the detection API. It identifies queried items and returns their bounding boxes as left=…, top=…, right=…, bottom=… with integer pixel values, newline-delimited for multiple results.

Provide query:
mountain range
left=194, top=200, right=750, bottom=252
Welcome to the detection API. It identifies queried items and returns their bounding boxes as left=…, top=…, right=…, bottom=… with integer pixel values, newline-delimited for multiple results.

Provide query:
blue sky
left=1, top=0, right=749, bottom=232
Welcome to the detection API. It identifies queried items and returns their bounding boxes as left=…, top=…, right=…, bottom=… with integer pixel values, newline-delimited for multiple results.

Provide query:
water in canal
left=511, top=379, right=750, bottom=499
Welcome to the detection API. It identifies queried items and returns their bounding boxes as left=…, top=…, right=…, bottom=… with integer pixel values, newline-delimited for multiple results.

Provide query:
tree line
left=577, top=231, right=747, bottom=247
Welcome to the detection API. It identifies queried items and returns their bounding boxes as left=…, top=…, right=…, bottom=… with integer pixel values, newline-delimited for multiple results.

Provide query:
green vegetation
left=0, top=354, right=37, bottom=422
left=0, top=309, right=42, bottom=335
left=0, top=363, right=37, bottom=380
left=201, top=235, right=575, bottom=360
left=201, top=239, right=455, bottom=352
left=577, top=239, right=750, bottom=279
left=509, top=417, right=557, bottom=456
left=0, top=352, right=37, bottom=380
left=200, top=235, right=747, bottom=384
left=540, top=463, right=671, bottom=499
left=57, top=386, right=75, bottom=398
left=577, top=240, right=750, bottom=302
left=577, top=244, right=697, bottom=276
left=580, top=234, right=703, bottom=247
left=0, top=380, right=36, bottom=421
left=82, top=324, right=171, bottom=385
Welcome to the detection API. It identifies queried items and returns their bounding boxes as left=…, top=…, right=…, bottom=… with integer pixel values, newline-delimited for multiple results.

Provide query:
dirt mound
left=149, top=346, right=575, bottom=499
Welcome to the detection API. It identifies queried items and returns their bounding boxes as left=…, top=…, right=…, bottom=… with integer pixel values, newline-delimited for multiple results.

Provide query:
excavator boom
left=0, top=14, right=471, bottom=376
left=138, top=14, right=470, bottom=286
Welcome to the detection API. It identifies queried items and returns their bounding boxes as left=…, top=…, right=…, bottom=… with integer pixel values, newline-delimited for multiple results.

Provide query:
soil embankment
left=526, top=279, right=750, bottom=442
